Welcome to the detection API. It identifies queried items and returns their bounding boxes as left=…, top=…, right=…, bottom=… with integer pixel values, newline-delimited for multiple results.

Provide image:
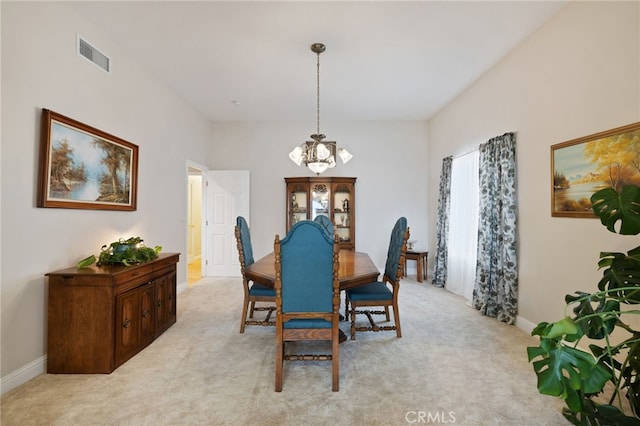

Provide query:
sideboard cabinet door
left=140, top=282, right=155, bottom=346
left=155, top=269, right=177, bottom=338
left=115, top=285, right=143, bottom=367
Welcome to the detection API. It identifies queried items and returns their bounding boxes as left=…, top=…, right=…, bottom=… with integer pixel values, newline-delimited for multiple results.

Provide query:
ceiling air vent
left=77, top=35, right=111, bottom=74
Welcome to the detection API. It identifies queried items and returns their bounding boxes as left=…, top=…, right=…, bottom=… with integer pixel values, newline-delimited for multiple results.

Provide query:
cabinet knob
left=142, top=309, right=150, bottom=318
left=123, top=319, right=131, bottom=328
left=157, top=300, right=162, bottom=307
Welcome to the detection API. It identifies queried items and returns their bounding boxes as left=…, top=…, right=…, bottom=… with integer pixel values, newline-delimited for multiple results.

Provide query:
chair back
left=383, top=217, right=409, bottom=282
left=235, top=216, right=254, bottom=267
left=313, top=215, right=335, bottom=238
left=274, top=220, right=340, bottom=391
left=276, top=220, right=338, bottom=316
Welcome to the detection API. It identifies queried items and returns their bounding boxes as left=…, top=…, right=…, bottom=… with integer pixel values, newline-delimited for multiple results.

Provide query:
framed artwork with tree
left=551, top=121, right=640, bottom=217
left=37, top=109, right=138, bottom=211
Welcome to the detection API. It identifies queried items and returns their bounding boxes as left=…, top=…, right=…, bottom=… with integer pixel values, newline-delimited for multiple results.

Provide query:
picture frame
left=551, top=121, right=640, bottom=218
left=37, top=109, right=138, bottom=211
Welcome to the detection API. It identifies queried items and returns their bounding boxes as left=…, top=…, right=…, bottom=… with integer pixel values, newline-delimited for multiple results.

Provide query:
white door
left=204, top=170, right=250, bottom=277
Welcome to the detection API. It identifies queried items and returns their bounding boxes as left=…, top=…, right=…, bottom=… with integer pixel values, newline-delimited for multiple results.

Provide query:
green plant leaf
left=531, top=317, right=582, bottom=342
left=531, top=321, right=550, bottom=337
left=564, top=400, right=640, bottom=426
left=566, top=292, right=619, bottom=338
left=597, top=249, right=640, bottom=302
left=593, top=405, right=640, bottom=426
left=76, top=255, right=96, bottom=268
left=529, top=343, right=610, bottom=399
left=591, top=186, right=640, bottom=235
left=564, top=387, right=583, bottom=414
left=546, top=317, right=579, bottom=339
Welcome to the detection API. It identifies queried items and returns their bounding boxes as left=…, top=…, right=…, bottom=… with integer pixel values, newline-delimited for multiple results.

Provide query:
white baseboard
left=1, top=355, right=46, bottom=396
left=177, top=280, right=188, bottom=294
left=515, top=315, right=538, bottom=335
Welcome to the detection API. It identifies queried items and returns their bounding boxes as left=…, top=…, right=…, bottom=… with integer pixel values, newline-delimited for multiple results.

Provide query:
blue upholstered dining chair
left=235, top=216, right=276, bottom=333
left=345, top=217, right=410, bottom=340
left=313, top=214, right=335, bottom=238
left=274, top=220, right=341, bottom=392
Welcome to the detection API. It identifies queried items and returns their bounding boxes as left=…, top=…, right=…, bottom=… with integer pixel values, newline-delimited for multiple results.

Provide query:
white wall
left=209, top=121, right=429, bottom=269
left=1, top=2, right=212, bottom=392
left=428, top=1, right=640, bottom=330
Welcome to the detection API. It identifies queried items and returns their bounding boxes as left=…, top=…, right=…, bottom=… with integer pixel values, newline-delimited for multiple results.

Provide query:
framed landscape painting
left=551, top=121, right=640, bottom=217
left=37, top=109, right=138, bottom=211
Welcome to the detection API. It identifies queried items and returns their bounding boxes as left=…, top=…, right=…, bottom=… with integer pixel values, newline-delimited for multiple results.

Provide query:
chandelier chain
left=316, top=50, right=321, bottom=136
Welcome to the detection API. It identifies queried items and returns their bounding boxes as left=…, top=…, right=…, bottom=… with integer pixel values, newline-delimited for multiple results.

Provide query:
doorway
left=187, top=165, right=204, bottom=286
left=204, top=170, right=250, bottom=277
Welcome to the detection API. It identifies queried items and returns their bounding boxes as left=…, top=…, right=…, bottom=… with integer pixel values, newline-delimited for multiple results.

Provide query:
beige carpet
left=1, top=276, right=568, bottom=425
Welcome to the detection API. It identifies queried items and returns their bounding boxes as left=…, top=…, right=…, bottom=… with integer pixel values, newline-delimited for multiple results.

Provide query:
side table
left=404, top=251, right=428, bottom=283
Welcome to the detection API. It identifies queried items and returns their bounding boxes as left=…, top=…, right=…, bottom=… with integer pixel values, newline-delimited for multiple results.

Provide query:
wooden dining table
left=244, top=249, right=380, bottom=343
left=244, top=250, right=380, bottom=291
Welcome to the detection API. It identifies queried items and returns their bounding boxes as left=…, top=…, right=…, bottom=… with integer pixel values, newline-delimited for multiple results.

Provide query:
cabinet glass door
left=311, top=183, right=330, bottom=221
left=289, top=185, right=308, bottom=225
left=333, top=184, right=352, bottom=243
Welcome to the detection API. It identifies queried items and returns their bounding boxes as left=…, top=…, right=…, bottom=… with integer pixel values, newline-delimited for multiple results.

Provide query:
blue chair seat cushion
left=249, top=283, right=276, bottom=297
left=283, top=318, right=332, bottom=329
left=347, top=281, right=392, bottom=302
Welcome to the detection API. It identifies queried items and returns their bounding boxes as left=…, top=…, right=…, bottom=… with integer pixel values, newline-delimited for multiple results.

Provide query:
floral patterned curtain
left=432, top=156, right=453, bottom=288
left=472, top=133, right=518, bottom=324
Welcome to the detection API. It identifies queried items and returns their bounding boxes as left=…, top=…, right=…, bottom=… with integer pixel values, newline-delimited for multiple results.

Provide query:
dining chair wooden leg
left=332, top=332, right=339, bottom=391
left=240, top=300, right=249, bottom=333
left=344, top=294, right=350, bottom=320
left=350, top=306, right=357, bottom=340
left=393, top=305, right=402, bottom=338
left=384, top=306, right=390, bottom=322
left=249, top=301, right=256, bottom=318
left=275, top=339, right=284, bottom=392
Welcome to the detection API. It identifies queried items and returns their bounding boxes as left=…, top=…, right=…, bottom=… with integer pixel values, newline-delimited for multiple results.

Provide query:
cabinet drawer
left=48, top=274, right=112, bottom=287
left=115, top=263, right=154, bottom=284
left=153, top=254, right=180, bottom=270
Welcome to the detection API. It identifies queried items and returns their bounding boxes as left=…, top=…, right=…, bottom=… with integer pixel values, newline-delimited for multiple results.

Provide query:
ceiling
left=70, top=1, right=566, bottom=123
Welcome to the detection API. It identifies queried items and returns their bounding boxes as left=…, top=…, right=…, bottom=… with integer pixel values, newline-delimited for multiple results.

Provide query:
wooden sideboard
left=46, top=253, right=180, bottom=374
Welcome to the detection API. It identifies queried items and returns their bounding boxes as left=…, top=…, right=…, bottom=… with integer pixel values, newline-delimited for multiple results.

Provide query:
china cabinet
left=285, top=177, right=356, bottom=250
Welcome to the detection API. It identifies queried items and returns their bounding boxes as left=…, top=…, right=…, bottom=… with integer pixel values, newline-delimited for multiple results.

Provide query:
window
left=446, top=151, right=479, bottom=302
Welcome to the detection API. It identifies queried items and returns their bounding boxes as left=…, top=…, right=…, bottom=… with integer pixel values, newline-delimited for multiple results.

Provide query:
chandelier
left=289, top=43, right=353, bottom=175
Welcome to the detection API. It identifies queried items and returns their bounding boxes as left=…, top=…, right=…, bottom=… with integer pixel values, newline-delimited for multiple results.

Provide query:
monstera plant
left=528, top=185, right=640, bottom=425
